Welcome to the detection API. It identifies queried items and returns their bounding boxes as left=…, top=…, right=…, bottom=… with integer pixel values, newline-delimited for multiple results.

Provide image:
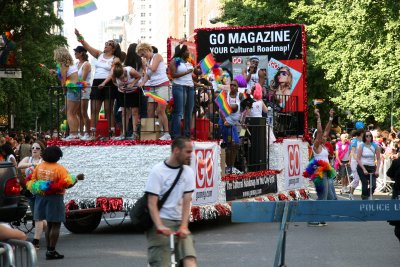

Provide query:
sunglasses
left=32, top=147, right=41, bottom=150
left=105, top=41, right=115, bottom=47
left=230, top=84, right=238, bottom=87
left=278, top=71, right=289, bottom=76
left=365, top=135, right=372, bottom=137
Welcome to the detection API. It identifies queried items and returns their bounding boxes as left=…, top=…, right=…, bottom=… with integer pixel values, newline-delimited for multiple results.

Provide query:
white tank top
left=313, top=145, right=329, bottom=163
left=247, top=68, right=259, bottom=89
left=249, top=100, right=263, bottom=117
left=116, top=66, right=140, bottom=93
left=94, top=54, right=114, bottom=79
left=76, top=61, right=91, bottom=83
left=225, top=92, right=241, bottom=125
left=146, top=54, right=169, bottom=86
left=173, top=60, right=194, bottom=87
left=360, top=144, right=376, bottom=166
left=66, top=65, right=78, bottom=78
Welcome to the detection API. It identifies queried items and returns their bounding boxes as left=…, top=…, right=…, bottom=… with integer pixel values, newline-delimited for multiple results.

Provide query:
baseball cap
left=73, top=46, right=87, bottom=53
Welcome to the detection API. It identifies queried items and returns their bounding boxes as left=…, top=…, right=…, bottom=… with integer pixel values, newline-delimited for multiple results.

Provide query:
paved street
left=29, top=189, right=399, bottom=267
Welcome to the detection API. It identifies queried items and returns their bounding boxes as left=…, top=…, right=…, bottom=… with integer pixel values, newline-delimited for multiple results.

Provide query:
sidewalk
left=307, top=182, right=393, bottom=200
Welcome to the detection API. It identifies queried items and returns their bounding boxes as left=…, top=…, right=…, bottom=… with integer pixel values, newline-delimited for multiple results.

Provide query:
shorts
left=33, top=194, right=65, bottom=223
left=91, top=79, right=117, bottom=100
left=146, top=86, right=171, bottom=103
left=338, top=160, right=351, bottom=177
left=81, top=87, right=91, bottom=100
left=219, top=118, right=240, bottom=145
left=66, top=90, right=81, bottom=102
left=147, top=219, right=196, bottom=267
left=117, top=90, right=140, bottom=108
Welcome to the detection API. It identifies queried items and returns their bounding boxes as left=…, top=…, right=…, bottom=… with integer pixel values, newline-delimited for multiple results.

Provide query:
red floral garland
left=96, top=197, right=123, bottom=213
left=48, top=139, right=221, bottom=147
left=221, top=169, right=281, bottom=182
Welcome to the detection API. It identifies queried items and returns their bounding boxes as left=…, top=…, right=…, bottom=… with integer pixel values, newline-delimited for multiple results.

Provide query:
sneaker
left=348, top=194, right=354, bottom=200
left=80, top=133, right=92, bottom=141
left=308, top=222, right=326, bottom=227
left=225, top=167, right=232, bottom=174
left=46, top=250, right=64, bottom=260
left=61, top=135, right=79, bottom=141
left=112, top=135, right=125, bottom=141
left=159, top=133, right=171, bottom=140
left=31, top=239, right=39, bottom=250
left=231, top=167, right=243, bottom=175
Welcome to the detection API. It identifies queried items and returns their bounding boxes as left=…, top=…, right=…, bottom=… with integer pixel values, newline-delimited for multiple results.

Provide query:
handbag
left=130, top=166, right=184, bottom=231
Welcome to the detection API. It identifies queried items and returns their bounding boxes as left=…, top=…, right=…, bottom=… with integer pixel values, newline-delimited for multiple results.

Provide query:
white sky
left=62, top=0, right=128, bottom=51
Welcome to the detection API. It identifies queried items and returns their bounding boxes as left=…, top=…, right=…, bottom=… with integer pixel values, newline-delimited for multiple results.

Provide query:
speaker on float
left=245, top=117, right=267, bottom=171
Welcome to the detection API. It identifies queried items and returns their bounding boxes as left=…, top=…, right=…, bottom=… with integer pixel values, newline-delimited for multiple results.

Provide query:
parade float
left=49, top=24, right=310, bottom=233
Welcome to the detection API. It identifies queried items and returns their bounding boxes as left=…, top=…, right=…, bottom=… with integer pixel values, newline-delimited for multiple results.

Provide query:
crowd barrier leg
left=0, top=242, right=15, bottom=267
left=6, top=239, right=37, bottom=267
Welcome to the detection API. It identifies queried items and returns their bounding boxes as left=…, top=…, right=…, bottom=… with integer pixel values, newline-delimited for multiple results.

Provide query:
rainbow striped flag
left=313, top=99, right=324, bottom=105
left=73, top=0, right=97, bottom=17
left=214, top=91, right=232, bottom=117
left=143, top=91, right=168, bottom=105
left=199, top=53, right=216, bottom=74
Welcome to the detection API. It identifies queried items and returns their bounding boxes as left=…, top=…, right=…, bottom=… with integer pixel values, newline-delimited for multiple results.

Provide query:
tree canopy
left=0, top=0, right=66, bottom=131
left=220, top=0, right=400, bottom=129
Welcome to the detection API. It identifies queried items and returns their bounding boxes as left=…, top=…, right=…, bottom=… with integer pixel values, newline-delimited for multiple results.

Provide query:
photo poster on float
left=167, top=37, right=197, bottom=67
left=283, top=139, right=304, bottom=190
left=195, top=24, right=307, bottom=134
left=190, top=142, right=220, bottom=205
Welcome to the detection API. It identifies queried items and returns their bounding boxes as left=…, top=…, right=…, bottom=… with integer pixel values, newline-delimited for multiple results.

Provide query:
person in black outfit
left=386, top=157, right=400, bottom=242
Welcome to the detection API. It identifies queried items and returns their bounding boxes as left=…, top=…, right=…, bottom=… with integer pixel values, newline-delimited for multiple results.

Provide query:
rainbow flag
left=73, top=0, right=97, bottom=17
left=199, top=53, right=216, bottom=74
left=143, top=91, right=168, bottom=105
left=313, top=99, right=324, bottom=105
left=214, top=91, right=232, bottom=117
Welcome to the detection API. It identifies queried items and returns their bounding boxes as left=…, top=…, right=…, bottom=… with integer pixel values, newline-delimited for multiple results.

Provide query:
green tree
left=0, top=0, right=66, bottom=131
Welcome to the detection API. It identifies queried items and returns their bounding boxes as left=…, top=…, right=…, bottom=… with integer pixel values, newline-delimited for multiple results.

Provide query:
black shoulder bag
left=130, top=166, right=184, bottom=232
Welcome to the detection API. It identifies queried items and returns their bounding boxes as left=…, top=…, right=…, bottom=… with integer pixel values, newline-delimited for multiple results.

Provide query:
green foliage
left=220, top=0, right=400, bottom=129
left=0, top=0, right=66, bottom=131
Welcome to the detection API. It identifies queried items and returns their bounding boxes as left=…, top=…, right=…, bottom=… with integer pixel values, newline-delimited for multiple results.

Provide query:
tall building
left=126, top=0, right=226, bottom=58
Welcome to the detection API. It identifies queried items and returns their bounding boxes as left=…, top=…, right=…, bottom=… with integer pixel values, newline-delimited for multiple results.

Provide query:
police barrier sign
left=191, top=142, right=220, bottom=205
left=283, top=139, right=303, bottom=190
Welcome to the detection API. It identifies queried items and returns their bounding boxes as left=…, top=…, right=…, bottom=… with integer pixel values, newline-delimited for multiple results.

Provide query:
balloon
left=355, top=121, right=364, bottom=130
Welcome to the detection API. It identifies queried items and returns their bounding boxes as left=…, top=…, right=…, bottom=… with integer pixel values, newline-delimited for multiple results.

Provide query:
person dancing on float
left=218, top=76, right=245, bottom=174
left=304, top=108, right=336, bottom=226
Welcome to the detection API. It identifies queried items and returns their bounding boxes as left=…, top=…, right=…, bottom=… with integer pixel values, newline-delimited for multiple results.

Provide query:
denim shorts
left=67, top=90, right=81, bottom=102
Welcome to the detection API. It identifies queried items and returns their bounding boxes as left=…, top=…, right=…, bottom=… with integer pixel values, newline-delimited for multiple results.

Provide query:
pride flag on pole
left=73, top=0, right=97, bottom=17
left=199, top=53, right=216, bottom=74
left=313, top=99, right=324, bottom=105
left=214, top=91, right=232, bottom=117
left=143, top=90, right=168, bottom=106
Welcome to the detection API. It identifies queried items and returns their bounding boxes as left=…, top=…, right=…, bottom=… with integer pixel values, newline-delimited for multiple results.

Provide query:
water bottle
left=267, top=106, right=273, bottom=126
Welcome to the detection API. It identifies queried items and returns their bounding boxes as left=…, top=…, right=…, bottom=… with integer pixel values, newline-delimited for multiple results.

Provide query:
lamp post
left=391, top=88, right=394, bottom=129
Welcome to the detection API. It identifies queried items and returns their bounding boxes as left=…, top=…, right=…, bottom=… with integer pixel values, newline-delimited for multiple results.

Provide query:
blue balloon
left=355, top=121, right=364, bottom=129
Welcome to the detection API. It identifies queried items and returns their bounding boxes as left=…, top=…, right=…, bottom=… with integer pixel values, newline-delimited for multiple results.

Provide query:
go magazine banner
left=195, top=24, right=308, bottom=136
left=190, top=142, right=221, bottom=205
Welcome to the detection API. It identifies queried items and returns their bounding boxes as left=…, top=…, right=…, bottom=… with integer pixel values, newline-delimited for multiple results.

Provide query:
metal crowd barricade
left=6, top=239, right=37, bottom=267
left=0, top=242, right=15, bottom=267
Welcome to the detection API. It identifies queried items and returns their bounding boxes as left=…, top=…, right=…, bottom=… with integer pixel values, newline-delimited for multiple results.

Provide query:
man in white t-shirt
left=145, top=137, right=197, bottom=267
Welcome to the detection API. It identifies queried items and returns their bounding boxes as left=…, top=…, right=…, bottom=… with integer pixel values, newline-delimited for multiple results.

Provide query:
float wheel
left=63, top=209, right=102, bottom=233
